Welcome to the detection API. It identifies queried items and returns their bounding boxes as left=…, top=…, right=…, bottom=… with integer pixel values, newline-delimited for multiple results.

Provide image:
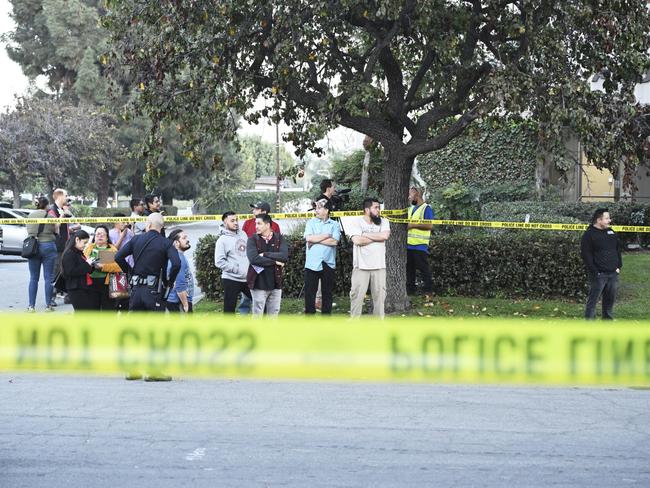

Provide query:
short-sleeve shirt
left=304, top=217, right=341, bottom=271
left=347, top=217, right=390, bottom=270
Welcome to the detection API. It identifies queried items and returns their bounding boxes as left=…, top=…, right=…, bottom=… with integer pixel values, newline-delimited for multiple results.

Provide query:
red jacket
left=242, top=218, right=280, bottom=237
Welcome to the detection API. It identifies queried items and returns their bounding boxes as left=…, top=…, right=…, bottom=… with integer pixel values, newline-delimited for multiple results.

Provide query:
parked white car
left=0, top=208, right=95, bottom=256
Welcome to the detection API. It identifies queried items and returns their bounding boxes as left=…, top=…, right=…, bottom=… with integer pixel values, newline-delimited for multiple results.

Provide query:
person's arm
left=215, top=238, right=239, bottom=273
left=351, top=235, right=374, bottom=246
left=321, top=222, right=341, bottom=247
left=115, top=239, right=134, bottom=274
left=62, top=252, right=93, bottom=277
left=113, top=228, right=128, bottom=249
left=580, top=233, right=597, bottom=274
left=173, top=258, right=190, bottom=311
left=263, top=236, right=289, bottom=261
left=166, top=245, right=182, bottom=286
left=306, top=233, right=332, bottom=243
left=247, top=237, right=276, bottom=266
left=364, top=230, right=391, bottom=242
left=616, top=236, right=622, bottom=272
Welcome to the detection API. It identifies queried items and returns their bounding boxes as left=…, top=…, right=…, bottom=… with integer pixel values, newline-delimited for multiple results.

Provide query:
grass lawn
left=195, top=253, right=650, bottom=320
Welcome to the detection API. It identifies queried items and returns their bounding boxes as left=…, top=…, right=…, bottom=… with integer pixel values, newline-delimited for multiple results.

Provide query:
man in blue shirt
left=407, top=186, right=434, bottom=295
left=304, top=198, right=341, bottom=314
left=166, top=229, right=194, bottom=313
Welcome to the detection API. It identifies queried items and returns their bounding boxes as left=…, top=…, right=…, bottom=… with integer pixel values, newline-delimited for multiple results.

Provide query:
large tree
left=0, top=97, right=124, bottom=206
left=103, top=0, right=650, bottom=311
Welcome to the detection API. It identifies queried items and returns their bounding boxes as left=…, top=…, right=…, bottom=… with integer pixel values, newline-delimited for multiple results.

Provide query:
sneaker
left=125, top=372, right=143, bottom=381
left=44, top=306, right=55, bottom=312
left=49, top=300, right=58, bottom=307
left=26, top=306, right=35, bottom=313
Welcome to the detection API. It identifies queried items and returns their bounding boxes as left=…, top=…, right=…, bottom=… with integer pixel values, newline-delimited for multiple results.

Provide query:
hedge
left=195, top=230, right=590, bottom=304
left=481, top=201, right=650, bottom=246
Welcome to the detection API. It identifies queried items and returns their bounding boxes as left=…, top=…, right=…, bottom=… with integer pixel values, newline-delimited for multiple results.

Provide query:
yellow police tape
left=1, top=313, right=649, bottom=386
left=387, top=217, right=650, bottom=233
left=0, top=208, right=408, bottom=225
left=2, top=209, right=648, bottom=232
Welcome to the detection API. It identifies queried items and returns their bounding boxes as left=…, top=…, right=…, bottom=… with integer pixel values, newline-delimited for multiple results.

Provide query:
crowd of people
left=23, top=181, right=623, bottom=321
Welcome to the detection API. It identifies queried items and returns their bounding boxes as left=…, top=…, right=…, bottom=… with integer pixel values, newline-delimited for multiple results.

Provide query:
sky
left=0, top=0, right=363, bottom=159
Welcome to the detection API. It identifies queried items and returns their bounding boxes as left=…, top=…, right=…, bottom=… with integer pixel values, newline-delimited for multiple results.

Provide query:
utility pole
left=275, top=122, right=281, bottom=212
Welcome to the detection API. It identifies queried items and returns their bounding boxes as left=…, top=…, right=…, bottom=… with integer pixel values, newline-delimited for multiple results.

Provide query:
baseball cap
left=313, top=198, right=332, bottom=211
left=250, top=201, right=271, bottom=213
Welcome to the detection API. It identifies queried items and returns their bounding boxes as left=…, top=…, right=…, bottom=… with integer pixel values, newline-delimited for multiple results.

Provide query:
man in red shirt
left=242, top=201, right=281, bottom=237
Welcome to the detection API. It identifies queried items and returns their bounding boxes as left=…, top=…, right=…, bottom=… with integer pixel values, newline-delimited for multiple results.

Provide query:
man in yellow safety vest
left=407, top=186, right=434, bottom=295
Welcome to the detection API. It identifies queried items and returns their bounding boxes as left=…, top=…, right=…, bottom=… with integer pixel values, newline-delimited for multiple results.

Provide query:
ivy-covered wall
left=418, top=119, right=539, bottom=190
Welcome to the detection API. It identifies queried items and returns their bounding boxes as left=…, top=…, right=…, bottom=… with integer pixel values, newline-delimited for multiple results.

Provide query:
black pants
left=407, top=249, right=433, bottom=294
left=166, top=301, right=193, bottom=313
left=88, top=278, right=115, bottom=311
left=222, top=279, right=252, bottom=313
left=585, top=272, right=619, bottom=320
left=304, top=263, right=334, bottom=314
left=68, top=288, right=94, bottom=311
left=129, top=285, right=165, bottom=312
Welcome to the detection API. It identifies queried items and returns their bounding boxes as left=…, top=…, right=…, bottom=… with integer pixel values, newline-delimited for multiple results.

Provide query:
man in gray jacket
left=214, top=211, right=251, bottom=313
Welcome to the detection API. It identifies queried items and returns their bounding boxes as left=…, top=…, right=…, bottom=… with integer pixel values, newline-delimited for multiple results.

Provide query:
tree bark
left=382, top=148, right=413, bottom=313
left=131, top=172, right=145, bottom=199
left=95, top=169, right=111, bottom=208
left=535, top=152, right=551, bottom=199
left=12, top=182, right=22, bottom=208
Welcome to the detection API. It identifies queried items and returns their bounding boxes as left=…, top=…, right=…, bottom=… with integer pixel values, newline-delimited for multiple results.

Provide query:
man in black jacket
left=581, top=208, right=622, bottom=320
left=115, top=213, right=181, bottom=312
left=246, top=213, right=288, bottom=316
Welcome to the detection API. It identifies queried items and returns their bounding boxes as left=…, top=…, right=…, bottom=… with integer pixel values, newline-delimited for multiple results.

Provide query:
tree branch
left=406, top=108, right=480, bottom=157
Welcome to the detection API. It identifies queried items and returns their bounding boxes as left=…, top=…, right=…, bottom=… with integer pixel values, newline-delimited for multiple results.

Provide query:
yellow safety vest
left=407, top=203, right=431, bottom=247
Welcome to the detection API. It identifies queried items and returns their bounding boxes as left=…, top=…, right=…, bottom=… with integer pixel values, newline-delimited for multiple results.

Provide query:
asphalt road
left=1, top=375, right=648, bottom=487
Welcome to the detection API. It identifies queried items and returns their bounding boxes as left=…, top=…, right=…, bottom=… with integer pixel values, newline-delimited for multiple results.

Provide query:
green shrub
left=195, top=230, right=589, bottom=304
left=481, top=200, right=650, bottom=246
left=429, top=233, right=588, bottom=299
left=195, top=233, right=353, bottom=300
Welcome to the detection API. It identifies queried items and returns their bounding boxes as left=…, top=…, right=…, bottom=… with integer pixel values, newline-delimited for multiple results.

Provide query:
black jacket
left=580, top=225, right=622, bottom=275
left=114, top=230, right=181, bottom=285
left=62, top=248, right=93, bottom=290
left=48, top=205, right=69, bottom=252
left=246, top=233, right=288, bottom=290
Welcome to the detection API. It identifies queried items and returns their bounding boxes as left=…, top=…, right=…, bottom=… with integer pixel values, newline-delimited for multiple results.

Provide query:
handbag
left=21, top=221, right=45, bottom=259
left=109, top=272, right=130, bottom=299
left=52, top=271, right=67, bottom=293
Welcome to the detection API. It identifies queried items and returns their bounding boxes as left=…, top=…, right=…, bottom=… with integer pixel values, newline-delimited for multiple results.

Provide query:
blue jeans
left=27, top=241, right=57, bottom=308
left=239, top=293, right=251, bottom=315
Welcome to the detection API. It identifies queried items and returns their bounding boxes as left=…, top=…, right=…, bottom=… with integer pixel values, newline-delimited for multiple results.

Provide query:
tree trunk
left=382, top=148, right=413, bottom=314
left=12, top=182, right=22, bottom=208
left=361, top=150, right=370, bottom=191
left=131, top=172, right=145, bottom=199
left=95, top=169, right=111, bottom=208
left=535, top=153, right=551, bottom=199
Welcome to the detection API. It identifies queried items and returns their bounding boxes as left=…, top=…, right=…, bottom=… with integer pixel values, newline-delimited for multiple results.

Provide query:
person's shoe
left=49, top=300, right=58, bottom=307
left=44, top=306, right=55, bottom=312
left=26, top=306, right=35, bottom=313
left=144, top=374, right=172, bottom=382
left=125, top=372, right=143, bottom=380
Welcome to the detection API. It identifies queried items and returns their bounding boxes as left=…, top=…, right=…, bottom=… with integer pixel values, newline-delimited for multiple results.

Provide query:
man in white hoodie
left=214, top=211, right=251, bottom=313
